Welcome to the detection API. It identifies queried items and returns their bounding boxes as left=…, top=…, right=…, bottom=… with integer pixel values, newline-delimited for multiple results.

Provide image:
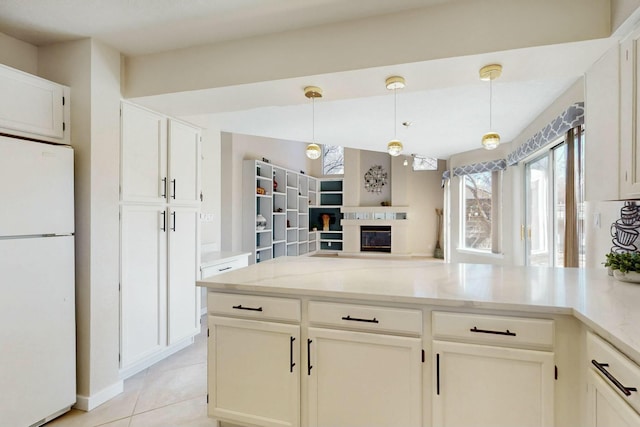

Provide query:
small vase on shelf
left=256, top=214, right=267, bottom=231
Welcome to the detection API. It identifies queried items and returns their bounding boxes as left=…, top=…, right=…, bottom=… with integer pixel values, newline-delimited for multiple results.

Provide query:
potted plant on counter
left=604, top=252, right=640, bottom=283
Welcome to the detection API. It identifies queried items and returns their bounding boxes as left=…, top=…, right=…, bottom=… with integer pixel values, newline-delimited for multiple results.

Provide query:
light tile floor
left=45, top=320, right=215, bottom=427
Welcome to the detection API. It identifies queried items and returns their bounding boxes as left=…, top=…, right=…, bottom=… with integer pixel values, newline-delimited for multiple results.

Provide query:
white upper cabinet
left=168, top=119, right=201, bottom=205
left=0, top=64, right=69, bottom=145
left=620, top=27, right=640, bottom=199
left=121, top=103, right=167, bottom=203
left=121, top=102, right=200, bottom=205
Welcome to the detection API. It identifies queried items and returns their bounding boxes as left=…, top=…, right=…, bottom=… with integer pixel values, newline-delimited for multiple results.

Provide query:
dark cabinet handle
left=290, top=337, right=296, bottom=373
left=218, top=266, right=233, bottom=272
left=171, top=211, right=176, bottom=231
left=307, top=339, right=313, bottom=375
left=436, top=353, right=440, bottom=395
left=161, top=177, right=167, bottom=198
left=161, top=211, right=166, bottom=232
left=232, top=304, right=262, bottom=312
left=592, top=360, right=638, bottom=396
left=342, top=315, right=379, bottom=324
left=171, top=179, right=176, bottom=199
left=470, top=326, right=516, bottom=337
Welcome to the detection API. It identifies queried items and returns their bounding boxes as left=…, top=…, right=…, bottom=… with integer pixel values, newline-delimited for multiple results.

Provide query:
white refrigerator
left=0, top=135, right=76, bottom=426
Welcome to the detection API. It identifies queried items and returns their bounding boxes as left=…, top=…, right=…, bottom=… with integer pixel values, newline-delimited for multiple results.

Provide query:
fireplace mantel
left=340, top=207, right=410, bottom=255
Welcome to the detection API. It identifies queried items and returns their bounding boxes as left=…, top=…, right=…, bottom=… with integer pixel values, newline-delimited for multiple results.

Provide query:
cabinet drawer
left=208, top=292, right=300, bottom=322
left=587, top=331, right=640, bottom=414
left=201, top=259, right=244, bottom=278
left=308, top=301, right=422, bottom=336
left=432, top=311, right=554, bottom=349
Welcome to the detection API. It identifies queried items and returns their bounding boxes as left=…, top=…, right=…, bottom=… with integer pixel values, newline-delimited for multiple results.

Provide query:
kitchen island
left=197, top=256, right=640, bottom=427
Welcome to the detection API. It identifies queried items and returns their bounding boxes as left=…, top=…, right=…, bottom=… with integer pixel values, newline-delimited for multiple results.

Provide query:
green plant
left=604, top=252, right=640, bottom=273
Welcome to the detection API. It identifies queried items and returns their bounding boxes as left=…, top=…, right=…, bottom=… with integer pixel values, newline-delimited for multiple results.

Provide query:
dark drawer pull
left=592, top=359, right=638, bottom=396
left=470, top=326, right=516, bottom=336
left=232, top=304, right=263, bottom=312
left=290, top=337, right=296, bottom=373
left=307, top=339, right=313, bottom=375
left=342, top=315, right=379, bottom=324
left=218, top=266, right=233, bottom=272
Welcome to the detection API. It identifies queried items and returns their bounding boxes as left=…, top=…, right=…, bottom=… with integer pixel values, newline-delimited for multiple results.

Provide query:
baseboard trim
left=118, top=337, right=194, bottom=380
left=74, top=380, right=124, bottom=412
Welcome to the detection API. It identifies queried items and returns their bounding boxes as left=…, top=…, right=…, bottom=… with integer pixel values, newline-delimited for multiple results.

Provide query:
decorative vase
left=256, top=214, right=267, bottom=231
left=322, top=214, right=331, bottom=231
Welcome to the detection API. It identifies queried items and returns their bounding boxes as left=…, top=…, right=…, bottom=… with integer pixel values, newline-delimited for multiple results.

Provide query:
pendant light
left=304, top=86, right=322, bottom=160
left=386, top=76, right=405, bottom=156
left=479, top=64, right=502, bottom=150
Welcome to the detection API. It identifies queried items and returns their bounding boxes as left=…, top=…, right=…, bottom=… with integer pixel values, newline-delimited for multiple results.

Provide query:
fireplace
left=360, top=226, right=391, bottom=253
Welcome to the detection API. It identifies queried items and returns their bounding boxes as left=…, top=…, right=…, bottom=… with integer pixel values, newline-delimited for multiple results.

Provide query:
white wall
left=38, top=38, right=123, bottom=409
left=354, top=149, right=391, bottom=206
left=0, top=31, right=37, bottom=74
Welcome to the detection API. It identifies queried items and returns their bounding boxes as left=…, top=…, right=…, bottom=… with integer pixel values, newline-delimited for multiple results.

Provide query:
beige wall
left=38, top=38, right=122, bottom=409
left=124, top=0, right=610, bottom=99
left=0, top=32, right=37, bottom=74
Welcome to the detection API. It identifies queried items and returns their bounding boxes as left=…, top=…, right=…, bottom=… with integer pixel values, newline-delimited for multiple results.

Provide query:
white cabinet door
left=433, top=340, right=554, bottom=427
left=168, top=119, right=200, bottom=205
left=121, top=102, right=167, bottom=203
left=0, top=63, right=66, bottom=141
left=307, top=327, right=422, bottom=427
left=167, top=207, right=200, bottom=345
left=120, top=205, right=167, bottom=368
left=208, top=316, right=300, bottom=427
left=587, top=371, right=640, bottom=427
left=620, top=29, right=640, bottom=199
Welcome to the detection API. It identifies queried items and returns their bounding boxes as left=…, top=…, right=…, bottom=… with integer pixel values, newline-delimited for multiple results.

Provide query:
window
left=525, top=126, right=584, bottom=267
left=462, top=170, right=501, bottom=252
left=322, top=145, right=344, bottom=175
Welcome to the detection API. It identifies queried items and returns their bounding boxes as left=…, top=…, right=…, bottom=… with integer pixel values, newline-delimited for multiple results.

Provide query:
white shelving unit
left=243, top=160, right=317, bottom=264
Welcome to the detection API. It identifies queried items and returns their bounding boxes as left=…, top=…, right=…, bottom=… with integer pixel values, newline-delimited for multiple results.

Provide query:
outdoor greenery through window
left=322, top=145, right=344, bottom=175
left=462, top=171, right=498, bottom=251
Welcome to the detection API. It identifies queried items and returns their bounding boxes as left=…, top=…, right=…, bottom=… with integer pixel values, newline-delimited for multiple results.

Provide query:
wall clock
left=364, top=165, right=387, bottom=194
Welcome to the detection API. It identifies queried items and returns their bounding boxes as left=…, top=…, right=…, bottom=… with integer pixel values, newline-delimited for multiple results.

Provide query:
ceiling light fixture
left=479, top=64, right=502, bottom=150
left=304, top=86, right=323, bottom=159
left=386, top=76, right=405, bottom=156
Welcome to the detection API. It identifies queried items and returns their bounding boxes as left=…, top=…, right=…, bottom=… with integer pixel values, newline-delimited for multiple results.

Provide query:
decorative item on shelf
left=434, top=208, right=444, bottom=259
left=287, top=219, right=291, bottom=228
left=275, top=207, right=283, bottom=213
left=273, top=179, right=278, bottom=191
left=304, top=86, right=323, bottom=159
left=385, top=76, right=405, bottom=156
left=262, top=157, right=270, bottom=163
left=256, top=187, right=266, bottom=195
left=321, top=213, right=331, bottom=231
left=380, top=201, right=391, bottom=206
left=256, top=214, right=267, bottom=231
left=479, top=64, right=502, bottom=150
left=364, top=165, right=388, bottom=194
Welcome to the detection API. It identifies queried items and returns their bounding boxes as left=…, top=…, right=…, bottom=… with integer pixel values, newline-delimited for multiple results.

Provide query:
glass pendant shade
left=306, top=143, right=321, bottom=159
left=387, top=139, right=403, bottom=156
left=481, top=132, right=500, bottom=150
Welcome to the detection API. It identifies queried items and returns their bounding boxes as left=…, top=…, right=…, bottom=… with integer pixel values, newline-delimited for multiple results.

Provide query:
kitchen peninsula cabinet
left=198, top=256, right=640, bottom=427
left=207, top=293, right=301, bottom=427
left=431, top=312, right=555, bottom=427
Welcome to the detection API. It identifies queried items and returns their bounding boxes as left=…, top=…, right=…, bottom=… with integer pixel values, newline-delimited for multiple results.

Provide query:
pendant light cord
left=489, top=76, right=493, bottom=130
left=312, top=96, right=316, bottom=143
left=393, top=88, right=397, bottom=138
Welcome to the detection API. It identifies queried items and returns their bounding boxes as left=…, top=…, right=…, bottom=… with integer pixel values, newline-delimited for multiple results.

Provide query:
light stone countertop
left=197, top=256, right=640, bottom=364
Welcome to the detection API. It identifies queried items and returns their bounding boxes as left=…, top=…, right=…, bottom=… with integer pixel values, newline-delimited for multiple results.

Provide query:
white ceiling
left=0, top=0, right=618, bottom=159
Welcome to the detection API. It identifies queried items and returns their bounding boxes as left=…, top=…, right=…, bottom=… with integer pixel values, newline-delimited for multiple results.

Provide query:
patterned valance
left=507, top=102, right=584, bottom=166
left=441, top=159, right=506, bottom=187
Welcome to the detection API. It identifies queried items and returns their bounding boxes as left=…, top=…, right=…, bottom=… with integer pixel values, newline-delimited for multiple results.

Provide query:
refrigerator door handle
left=171, top=211, right=176, bottom=232
left=161, top=211, right=166, bottom=232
